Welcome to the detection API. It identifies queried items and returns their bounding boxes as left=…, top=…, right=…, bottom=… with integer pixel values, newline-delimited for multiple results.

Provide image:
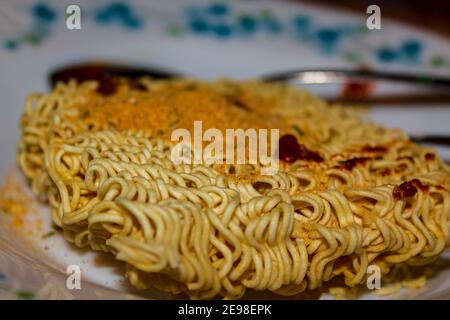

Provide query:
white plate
left=0, top=0, right=449, bottom=299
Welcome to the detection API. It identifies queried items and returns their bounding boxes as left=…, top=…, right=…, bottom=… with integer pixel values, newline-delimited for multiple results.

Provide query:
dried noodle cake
left=17, top=78, right=450, bottom=299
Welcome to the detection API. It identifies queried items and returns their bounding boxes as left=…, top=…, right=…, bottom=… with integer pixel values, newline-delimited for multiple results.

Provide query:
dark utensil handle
left=49, top=62, right=178, bottom=87
left=411, top=135, right=450, bottom=146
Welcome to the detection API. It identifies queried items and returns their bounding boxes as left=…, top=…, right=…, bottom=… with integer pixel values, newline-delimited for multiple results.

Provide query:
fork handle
left=411, top=135, right=450, bottom=146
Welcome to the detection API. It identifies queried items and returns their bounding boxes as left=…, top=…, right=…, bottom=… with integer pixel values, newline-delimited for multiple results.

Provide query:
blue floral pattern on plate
left=1, top=0, right=445, bottom=70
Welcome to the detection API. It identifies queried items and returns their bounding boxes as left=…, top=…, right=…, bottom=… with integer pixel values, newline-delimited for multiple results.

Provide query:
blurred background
left=302, top=0, right=450, bottom=37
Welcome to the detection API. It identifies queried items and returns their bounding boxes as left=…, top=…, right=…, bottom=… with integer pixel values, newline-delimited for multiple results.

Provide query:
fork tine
left=262, top=69, right=450, bottom=88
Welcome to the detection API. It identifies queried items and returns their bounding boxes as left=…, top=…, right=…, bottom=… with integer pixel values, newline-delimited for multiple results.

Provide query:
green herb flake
left=430, top=56, right=446, bottom=68
left=16, top=290, right=35, bottom=300
left=80, top=110, right=91, bottom=119
left=293, top=125, right=305, bottom=136
left=260, top=9, right=271, bottom=20
left=344, top=52, right=361, bottom=63
left=42, top=231, right=56, bottom=239
left=166, top=24, right=183, bottom=37
left=107, top=119, right=117, bottom=128
left=23, top=33, right=41, bottom=46
left=184, top=84, right=197, bottom=91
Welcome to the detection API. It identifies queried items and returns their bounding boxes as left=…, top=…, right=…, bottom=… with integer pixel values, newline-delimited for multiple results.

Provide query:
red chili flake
left=393, top=182, right=416, bottom=200
left=341, top=81, right=373, bottom=101
left=425, top=153, right=435, bottom=161
left=278, top=134, right=324, bottom=163
left=380, top=168, right=391, bottom=176
left=362, top=145, right=387, bottom=153
left=413, top=179, right=429, bottom=193
left=337, top=157, right=371, bottom=171
left=299, top=145, right=324, bottom=162
left=392, top=186, right=402, bottom=201
left=392, top=179, right=428, bottom=200
left=278, top=135, right=298, bottom=163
